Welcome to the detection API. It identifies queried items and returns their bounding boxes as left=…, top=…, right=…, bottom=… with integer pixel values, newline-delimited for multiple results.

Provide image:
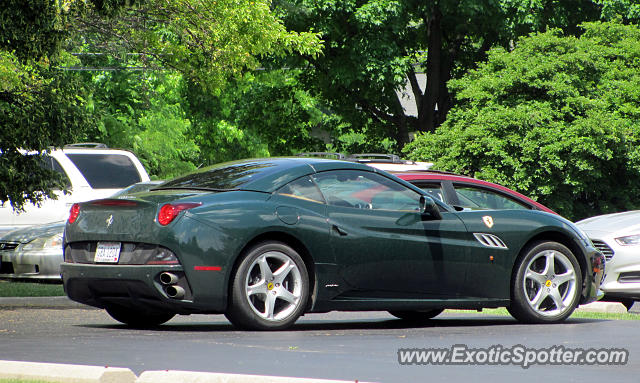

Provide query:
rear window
left=159, top=162, right=276, bottom=190
left=66, top=153, right=142, bottom=189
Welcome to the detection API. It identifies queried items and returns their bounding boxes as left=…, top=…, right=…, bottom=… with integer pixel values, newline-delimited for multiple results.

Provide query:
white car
left=576, top=210, right=640, bottom=308
left=0, top=144, right=149, bottom=234
left=347, top=153, right=433, bottom=172
left=298, top=152, right=433, bottom=172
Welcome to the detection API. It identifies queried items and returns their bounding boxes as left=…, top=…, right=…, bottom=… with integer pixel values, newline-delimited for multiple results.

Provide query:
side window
left=454, top=184, right=530, bottom=210
left=40, top=155, right=71, bottom=188
left=277, top=176, right=325, bottom=204
left=312, top=170, right=421, bottom=211
left=410, top=182, right=445, bottom=203
left=65, top=154, right=142, bottom=189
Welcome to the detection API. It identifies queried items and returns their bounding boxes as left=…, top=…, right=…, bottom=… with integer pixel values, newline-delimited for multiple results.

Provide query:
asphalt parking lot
left=1, top=297, right=638, bottom=382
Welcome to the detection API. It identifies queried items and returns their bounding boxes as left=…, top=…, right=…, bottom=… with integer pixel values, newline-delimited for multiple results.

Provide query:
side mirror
left=420, top=195, right=442, bottom=220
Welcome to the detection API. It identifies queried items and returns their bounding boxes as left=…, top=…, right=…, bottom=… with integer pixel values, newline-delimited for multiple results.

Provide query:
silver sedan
left=0, top=221, right=65, bottom=281
left=576, top=210, right=640, bottom=308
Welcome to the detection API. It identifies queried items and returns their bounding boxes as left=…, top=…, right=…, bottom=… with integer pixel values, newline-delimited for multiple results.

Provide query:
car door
left=312, top=170, right=471, bottom=298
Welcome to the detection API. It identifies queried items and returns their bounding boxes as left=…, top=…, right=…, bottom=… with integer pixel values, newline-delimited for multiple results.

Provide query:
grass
left=0, top=280, right=65, bottom=297
left=447, top=307, right=640, bottom=321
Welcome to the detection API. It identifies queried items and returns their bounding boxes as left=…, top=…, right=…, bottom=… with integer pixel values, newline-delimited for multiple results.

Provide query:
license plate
left=95, top=242, right=121, bottom=263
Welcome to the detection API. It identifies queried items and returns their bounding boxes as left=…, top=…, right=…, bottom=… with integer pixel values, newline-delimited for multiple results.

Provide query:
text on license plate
left=95, top=242, right=121, bottom=263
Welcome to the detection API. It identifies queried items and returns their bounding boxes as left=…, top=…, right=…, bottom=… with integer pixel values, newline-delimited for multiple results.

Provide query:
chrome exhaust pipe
left=165, top=285, right=185, bottom=300
left=159, top=272, right=179, bottom=285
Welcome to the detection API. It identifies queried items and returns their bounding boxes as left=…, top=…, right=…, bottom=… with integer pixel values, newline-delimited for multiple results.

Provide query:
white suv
left=0, top=144, right=150, bottom=233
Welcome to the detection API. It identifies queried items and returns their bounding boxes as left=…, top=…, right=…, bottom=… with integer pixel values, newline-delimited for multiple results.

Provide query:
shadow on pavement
left=75, top=315, right=605, bottom=333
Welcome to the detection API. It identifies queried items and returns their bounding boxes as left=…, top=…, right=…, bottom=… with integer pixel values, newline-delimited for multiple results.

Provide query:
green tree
left=404, top=22, right=640, bottom=220
left=0, top=0, right=93, bottom=211
left=596, top=0, right=640, bottom=22
left=278, top=0, right=601, bottom=149
left=183, top=69, right=337, bottom=165
left=88, top=69, right=200, bottom=179
left=72, top=0, right=322, bottom=91
left=1, top=0, right=323, bottom=210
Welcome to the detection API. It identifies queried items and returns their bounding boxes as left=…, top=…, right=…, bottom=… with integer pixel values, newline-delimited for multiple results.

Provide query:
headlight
left=615, top=234, right=640, bottom=246
left=21, top=233, right=64, bottom=251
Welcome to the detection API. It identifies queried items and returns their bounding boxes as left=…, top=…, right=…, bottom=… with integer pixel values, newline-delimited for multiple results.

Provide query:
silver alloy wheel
left=244, top=250, right=303, bottom=321
left=522, top=249, right=578, bottom=317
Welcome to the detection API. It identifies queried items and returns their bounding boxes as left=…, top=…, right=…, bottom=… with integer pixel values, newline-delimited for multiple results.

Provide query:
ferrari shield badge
left=482, top=215, right=494, bottom=228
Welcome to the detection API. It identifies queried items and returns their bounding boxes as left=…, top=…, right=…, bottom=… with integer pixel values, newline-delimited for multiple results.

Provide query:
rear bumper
left=0, top=249, right=63, bottom=281
left=60, top=263, right=224, bottom=314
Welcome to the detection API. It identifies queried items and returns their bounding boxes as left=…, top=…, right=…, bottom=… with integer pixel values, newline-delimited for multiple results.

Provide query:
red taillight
left=68, top=203, right=80, bottom=224
left=157, top=203, right=201, bottom=226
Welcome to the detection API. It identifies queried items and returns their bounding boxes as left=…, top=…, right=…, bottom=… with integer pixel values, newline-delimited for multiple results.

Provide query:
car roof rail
left=296, top=152, right=347, bottom=160
left=347, top=153, right=403, bottom=163
left=63, top=143, right=109, bottom=149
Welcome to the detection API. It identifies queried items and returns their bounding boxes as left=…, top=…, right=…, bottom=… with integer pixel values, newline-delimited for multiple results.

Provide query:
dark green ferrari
left=61, top=158, right=605, bottom=330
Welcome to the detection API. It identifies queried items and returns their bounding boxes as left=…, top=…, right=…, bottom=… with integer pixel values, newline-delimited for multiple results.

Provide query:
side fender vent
left=473, top=233, right=508, bottom=249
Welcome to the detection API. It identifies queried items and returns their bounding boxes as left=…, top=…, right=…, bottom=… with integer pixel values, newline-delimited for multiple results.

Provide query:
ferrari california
left=61, top=158, right=604, bottom=330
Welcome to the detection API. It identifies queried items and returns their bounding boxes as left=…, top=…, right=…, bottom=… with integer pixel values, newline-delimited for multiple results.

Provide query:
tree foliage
left=73, top=0, right=323, bottom=91
left=597, top=0, right=640, bottom=22
left=404, top=22, right=640, bottom=220
left=183, top=69, right=336, bottom=164
left=87, top=69, right=200, bottom=179
left=0, top=0, right=93, bottom=211
left=278, top=0, right=600, bottom=149
left=1, top=0, right=323, bottom=210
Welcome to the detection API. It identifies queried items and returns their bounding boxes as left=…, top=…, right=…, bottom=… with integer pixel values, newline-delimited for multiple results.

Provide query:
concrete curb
left=0, top=360, right=137, bottom=383
left=576, top=301, right=631, bottom=314
left=137, top=370, right=371, bottom=383
left=0, top=361, right=373, bottom=383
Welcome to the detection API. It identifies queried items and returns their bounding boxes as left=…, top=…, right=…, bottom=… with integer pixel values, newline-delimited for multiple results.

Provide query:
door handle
left=332, top=225, right=348, bottom=236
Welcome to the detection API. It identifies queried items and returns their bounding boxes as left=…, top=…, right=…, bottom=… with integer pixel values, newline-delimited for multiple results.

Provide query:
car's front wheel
left=508, top=241, right=582, bottom=323
left=105, top=305, right=175, bottom=327
left=225, top=241, right=309, bottom=330
left=388, top=309, right=444, bottom=321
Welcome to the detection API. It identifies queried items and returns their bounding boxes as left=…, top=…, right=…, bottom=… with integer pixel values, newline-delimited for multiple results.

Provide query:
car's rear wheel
left=508, top=241, right=582, bottom=323
left=225, top=241, right=309, bottom=330
left=388, top=309, right=443, bottom=321
left=105, top=305, right=175, bottom=327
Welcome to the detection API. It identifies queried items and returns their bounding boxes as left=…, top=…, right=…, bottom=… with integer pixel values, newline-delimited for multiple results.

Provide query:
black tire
left=508, top=241, right=582, bottom=324
left=388, top=309, right=444, bottom=321
left=105, top=305, right=175, bottom=327
left=225, top=241, right=309, bottom=330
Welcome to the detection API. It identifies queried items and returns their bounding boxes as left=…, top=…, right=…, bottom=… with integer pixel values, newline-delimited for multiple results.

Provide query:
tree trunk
left=420, top=7, right=443, bottom=133
left=391, top=91, right=410, bottom=148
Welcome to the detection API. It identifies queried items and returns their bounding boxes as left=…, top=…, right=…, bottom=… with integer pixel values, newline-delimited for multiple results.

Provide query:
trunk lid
left=66, top=191, right=205, bottom=241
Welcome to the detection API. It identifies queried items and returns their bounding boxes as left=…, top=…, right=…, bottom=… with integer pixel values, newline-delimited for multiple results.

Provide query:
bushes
left=404, top=22, right=640, bottom=220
